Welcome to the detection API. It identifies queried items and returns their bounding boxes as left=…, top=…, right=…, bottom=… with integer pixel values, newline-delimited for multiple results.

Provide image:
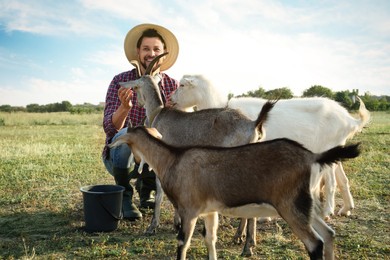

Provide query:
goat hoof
left=323, top=207, right=334, bottom=219
left=145, top=227, right=156, bottom=235
left=338, top=207, right=352, bottom=217
left=233, top=236, right=244, bottom=245
left=174, top=223, right=181, bottom=231
left=241, top=249, right=253, bottom=257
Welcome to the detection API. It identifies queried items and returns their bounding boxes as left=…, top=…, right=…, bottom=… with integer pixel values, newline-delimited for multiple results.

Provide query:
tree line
left=0, top=101, right=104, bottom=113
left=231, top=85, right=389, bottom=111
left=1, top=85, right=389, bottom=113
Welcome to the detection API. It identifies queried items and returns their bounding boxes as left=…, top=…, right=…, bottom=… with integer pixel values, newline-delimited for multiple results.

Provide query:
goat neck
left=138, top=75, right=164, bottom=127
left=114, top=127, right=176, bottom=180
left=141, top=52, right=169, bottom=126
left=119, top=75, right=164, bottom=127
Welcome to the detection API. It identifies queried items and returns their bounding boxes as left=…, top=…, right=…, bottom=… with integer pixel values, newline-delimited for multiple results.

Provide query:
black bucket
left=80, top=184, right=125, bottom=232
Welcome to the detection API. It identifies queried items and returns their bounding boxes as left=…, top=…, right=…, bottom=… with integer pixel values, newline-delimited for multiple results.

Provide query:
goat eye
left=180, top=84, right=185, bottom=87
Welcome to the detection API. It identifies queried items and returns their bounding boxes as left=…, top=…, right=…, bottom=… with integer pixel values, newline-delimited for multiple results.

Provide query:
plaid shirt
left=102, top=68, right=179, bottom=159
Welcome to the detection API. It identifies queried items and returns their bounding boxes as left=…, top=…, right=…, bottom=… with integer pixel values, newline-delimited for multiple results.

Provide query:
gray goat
left=119, top=53, right=273, bottom=256
left=110, top=126, right=360, bottom=260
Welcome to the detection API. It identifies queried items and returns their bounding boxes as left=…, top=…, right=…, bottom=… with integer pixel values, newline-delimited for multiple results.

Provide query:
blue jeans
left=103, top=128, right=132, bottom=176
left=103, top=127, right=156, bottom=200
left=103, top=127, right=156, bottom=177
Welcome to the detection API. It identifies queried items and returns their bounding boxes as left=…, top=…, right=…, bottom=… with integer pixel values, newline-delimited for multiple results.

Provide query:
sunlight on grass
left=0, top=112, right=102, bottom=126
left=0, top=111, right=389, bottom=259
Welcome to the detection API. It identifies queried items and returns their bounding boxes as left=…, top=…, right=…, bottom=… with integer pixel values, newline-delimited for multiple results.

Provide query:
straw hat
left=124, top=23, right=179, bottom=71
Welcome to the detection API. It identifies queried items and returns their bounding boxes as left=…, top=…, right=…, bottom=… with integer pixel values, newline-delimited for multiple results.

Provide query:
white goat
left=170, top=74, right=370, bottom=218
left=119, top=54, right=275, bottom=256
left=110, top=126, right=361, bottom=260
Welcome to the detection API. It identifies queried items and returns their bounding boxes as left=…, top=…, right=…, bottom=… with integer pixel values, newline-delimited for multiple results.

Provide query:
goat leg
left=173, top=209, right=181, bottom=231
left=233, top=218, right=247, bottom=244
left=177, top=214, right=198, bottom=260
left=241, top=218, right=257, bottom=257
left=323, top=166, right=337, bottom=219
left=203, top=212, right=219, bottom=260
left=335, top=162, right=354, bottom=216
left=145, top=177, right=163, bottom=234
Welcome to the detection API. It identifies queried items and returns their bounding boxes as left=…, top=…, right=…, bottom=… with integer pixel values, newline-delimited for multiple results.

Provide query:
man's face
left=137, top=37, right=165, bottom=73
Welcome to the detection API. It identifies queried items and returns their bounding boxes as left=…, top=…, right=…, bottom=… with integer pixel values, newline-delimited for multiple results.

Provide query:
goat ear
left=119, top=81, right=137, bottom=89
left=146, top=127, right=163, bottom=139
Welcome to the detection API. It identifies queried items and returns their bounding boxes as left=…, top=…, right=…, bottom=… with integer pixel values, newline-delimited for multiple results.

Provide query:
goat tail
left=255, top=99, right=278, bottom=135
left=356, top=96, right=371, bottom=131
left=316, top=143, right=361, bottom=167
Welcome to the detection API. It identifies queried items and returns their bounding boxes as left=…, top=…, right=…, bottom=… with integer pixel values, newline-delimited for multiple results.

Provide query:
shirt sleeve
left=103, top=76, right=121, bottom=139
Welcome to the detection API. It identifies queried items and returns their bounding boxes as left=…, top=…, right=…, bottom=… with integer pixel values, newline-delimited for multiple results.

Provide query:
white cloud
left=0, top=73, right=110, bottom=106
left=86, top=44, right=129, bottom=71
left=0, top=0, right=389, bottom=107
left=0, top=0, right=119, bottom=37
left=169, top=0, right=390, bottom=96
left=169, top=19, right=390, bottom=98
left=80, top=0, right=164, bottom=20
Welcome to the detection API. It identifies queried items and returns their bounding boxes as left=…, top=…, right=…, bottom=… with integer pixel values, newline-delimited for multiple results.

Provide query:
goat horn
left=144, top=52, right=169, bottom=75
left=130, top=60, right=141, bottom=78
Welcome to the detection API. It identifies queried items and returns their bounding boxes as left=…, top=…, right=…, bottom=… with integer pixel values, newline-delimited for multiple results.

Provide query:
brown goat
left=110, top=126, right=360, bottom=260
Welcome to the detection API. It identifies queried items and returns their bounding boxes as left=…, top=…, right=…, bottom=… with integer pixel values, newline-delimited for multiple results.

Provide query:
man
left=102, top=23, right=179, bottom=220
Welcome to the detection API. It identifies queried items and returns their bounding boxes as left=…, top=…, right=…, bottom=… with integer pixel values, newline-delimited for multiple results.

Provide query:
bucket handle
left=97, top=194, right=123, bottom=220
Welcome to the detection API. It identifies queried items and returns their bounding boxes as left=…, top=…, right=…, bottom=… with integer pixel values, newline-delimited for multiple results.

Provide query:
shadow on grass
left=0, top=208, right=80, bottom=259
left=0, top=207, right=179, bottom=259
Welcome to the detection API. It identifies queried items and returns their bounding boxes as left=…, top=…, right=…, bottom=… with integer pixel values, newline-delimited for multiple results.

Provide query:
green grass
left=0, top=111, right=389, bottom=259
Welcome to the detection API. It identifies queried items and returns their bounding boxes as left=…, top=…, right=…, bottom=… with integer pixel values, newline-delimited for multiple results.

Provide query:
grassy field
left=0, top=111, right=389, bottom=259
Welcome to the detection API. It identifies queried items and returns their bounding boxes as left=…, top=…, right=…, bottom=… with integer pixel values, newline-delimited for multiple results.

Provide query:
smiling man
left=102, top=23, right=179, bottom=221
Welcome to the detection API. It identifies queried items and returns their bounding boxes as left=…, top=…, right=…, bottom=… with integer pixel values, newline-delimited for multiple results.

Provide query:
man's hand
left=118, top=87, right=133, bottom=109
left=112, top=87, right=134, bottom=130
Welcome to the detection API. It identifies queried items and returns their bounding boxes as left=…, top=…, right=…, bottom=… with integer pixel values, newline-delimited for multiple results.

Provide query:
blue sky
left=0, top=0, right=389, bottom=106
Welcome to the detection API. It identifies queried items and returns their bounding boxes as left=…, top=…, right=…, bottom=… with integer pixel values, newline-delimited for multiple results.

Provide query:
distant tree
left=334, top=91, right=353, bottom=109
left=227, top=93, right=234, bottom=100
left=302, top=85, right=334, bottom=99
left=0, top=105, right=12, bottom=112
left=26, top=103, right=42, bottom=112
left=379, top=97, right=390, bottom=110
left=60, top=101, right=72, bottom=111
left=368, top=95, right=390, bottom=111
left=46, top=103, right=56, bottom=112
left=12, top=106, right=26, bottom=112
left=239, top=87, right=266, bottom=98
left=233, top=84, right=389, bottom=111
left=360, top=92, right=380, bottom=111
left=0, top=105, right=26, bottom=112
left=264, top=87, right=293, bottom=99
left=70, top=102, right=104, bottom=114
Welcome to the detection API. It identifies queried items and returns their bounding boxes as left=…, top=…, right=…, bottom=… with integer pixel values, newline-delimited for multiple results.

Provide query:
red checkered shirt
left=102, top=68, right=179, bottom=159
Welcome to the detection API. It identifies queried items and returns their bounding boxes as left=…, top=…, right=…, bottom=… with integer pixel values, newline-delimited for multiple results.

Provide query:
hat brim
left=124, top=23, right=179, bottom=71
